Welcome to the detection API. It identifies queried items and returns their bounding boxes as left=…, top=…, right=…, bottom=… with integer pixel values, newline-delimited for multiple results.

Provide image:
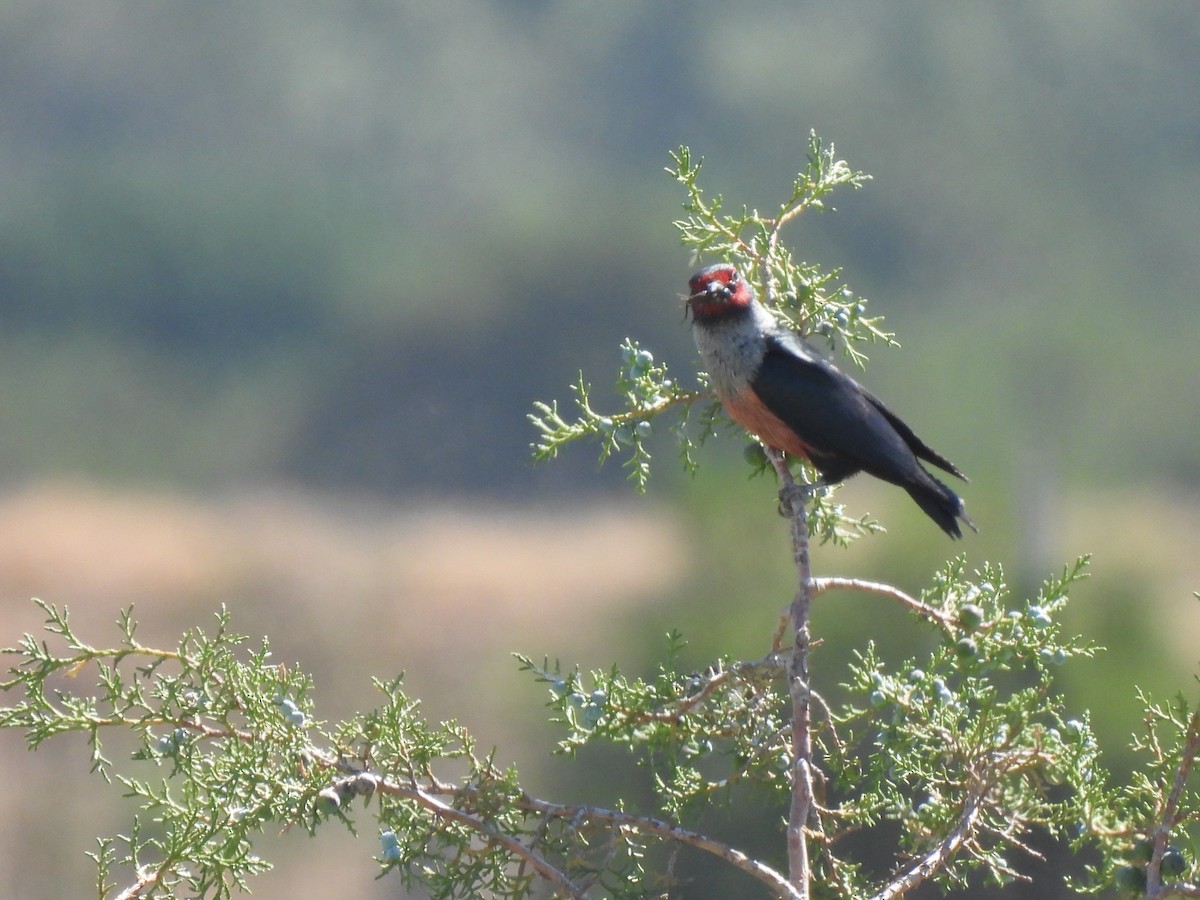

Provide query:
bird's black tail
left=907, top=471, right=977, bottom=539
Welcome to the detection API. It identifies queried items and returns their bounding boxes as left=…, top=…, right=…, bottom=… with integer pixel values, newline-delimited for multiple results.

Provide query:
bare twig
left=1147, top=711, right=1200, bottom=897
left=761, top=192, right=809, bottom=309
left=871, top=748, right=1046, bottom=899
left=871, top=781, right=987, bottom=900
left=322, top=769, right=587, bottom=900
left=410, top=785, right=587, bottom=900
left=764, top=446, right=816, bottom=899
left=324, top=763, right=801, bottom=900
left=113, top=871, right=159, bottom=900
left=522, top=797, right=803, bottom=900
left=1159, top=709, right=1200, bottom=832
left=625, top=656, right=785, bottom=724
left=813, top=577, right=957, bottom=632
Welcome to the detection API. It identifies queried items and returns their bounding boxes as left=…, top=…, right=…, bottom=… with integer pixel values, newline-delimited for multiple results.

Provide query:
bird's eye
left=727, top=269, right=739, bottom=284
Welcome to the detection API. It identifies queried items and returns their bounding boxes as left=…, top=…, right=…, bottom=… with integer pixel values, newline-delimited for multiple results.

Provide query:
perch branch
left=765, top=446, right=816, bottom=898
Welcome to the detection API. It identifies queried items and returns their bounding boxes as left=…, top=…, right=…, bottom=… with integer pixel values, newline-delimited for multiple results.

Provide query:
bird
left=686, top=263, right=975, bottom=538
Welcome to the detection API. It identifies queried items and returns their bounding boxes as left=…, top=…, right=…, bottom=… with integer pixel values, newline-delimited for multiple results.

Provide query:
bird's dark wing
left=752, top=334, right=933, bottom=487
left=861, top=390, right=967, bottom=481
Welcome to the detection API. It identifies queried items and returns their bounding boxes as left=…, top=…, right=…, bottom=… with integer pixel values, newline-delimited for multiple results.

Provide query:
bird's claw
left=777, top=481, right=824, bottom=518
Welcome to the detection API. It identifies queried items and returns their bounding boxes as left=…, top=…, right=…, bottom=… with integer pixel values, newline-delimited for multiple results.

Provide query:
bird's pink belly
left=721, top=387, right=814, bottom=459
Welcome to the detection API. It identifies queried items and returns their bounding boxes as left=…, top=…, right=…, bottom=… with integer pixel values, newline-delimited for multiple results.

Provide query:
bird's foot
left=777, top=480, right=827, bottom=518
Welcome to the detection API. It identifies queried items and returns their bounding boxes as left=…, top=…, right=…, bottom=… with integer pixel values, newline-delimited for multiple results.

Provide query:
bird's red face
left=686, top=264, right=755, bottom=319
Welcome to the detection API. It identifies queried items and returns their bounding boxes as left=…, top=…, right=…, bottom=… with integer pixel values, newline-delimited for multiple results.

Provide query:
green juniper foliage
left=4, top=135, right=1200, bottom=899
left=531, top=133, right=892, bottom=499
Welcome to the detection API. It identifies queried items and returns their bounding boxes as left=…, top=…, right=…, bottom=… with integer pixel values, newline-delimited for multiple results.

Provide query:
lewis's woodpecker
left=687, top=264, right=975, bottom=538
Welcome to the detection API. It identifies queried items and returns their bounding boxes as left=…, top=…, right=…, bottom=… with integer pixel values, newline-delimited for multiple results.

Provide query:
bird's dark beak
left=688, top=281, right=725, bottom=302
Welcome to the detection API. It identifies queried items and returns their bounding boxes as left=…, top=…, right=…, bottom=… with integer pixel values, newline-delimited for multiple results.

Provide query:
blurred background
left=1, top=2, right=1198, bottom=896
